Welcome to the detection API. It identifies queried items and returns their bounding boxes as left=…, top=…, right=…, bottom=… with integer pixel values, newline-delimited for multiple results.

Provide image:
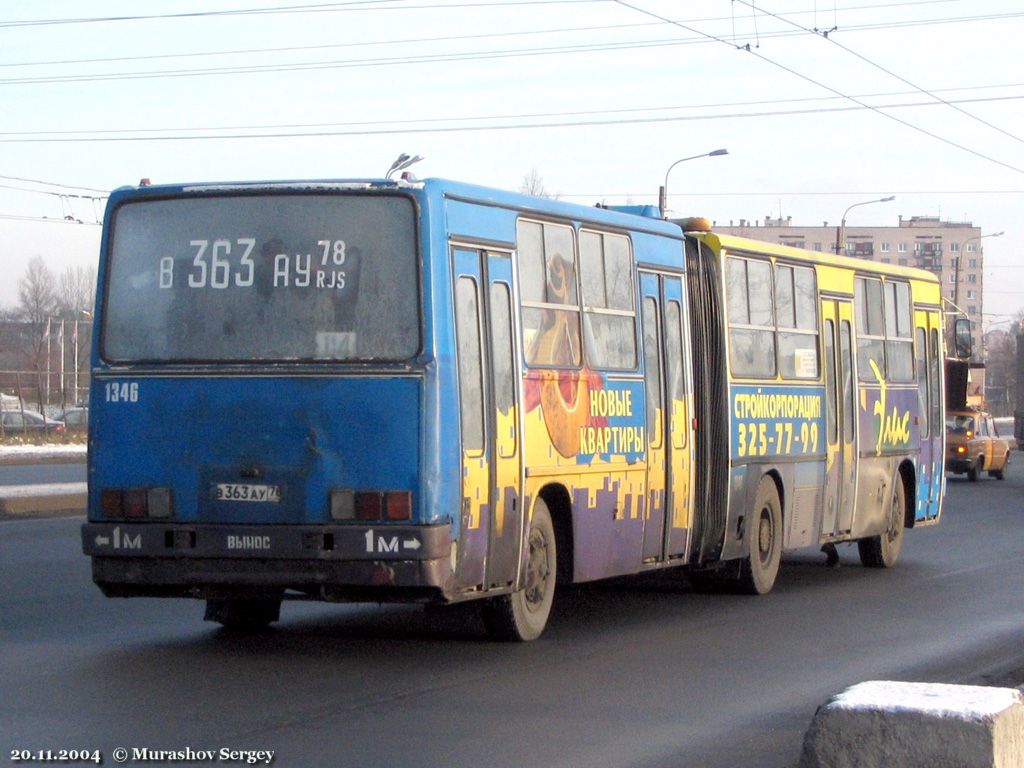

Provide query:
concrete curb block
left=800, top=681, right=1024, bottom=768
left=0, top=483, right=87, bottom=518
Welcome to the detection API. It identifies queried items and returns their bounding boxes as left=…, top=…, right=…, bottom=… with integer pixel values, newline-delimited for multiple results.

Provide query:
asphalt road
left=3, top=472, right=1024, bottom=768
left=0, top=462, right=86, bottom=486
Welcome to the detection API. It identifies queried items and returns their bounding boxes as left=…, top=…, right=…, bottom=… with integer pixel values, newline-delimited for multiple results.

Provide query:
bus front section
left=81, top=184, right=450, bottom=627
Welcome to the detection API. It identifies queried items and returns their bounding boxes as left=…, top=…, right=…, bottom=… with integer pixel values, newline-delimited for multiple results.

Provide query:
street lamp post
left=834, top=196, right=895, bottom=256
left=953, top=231, right=1003, bottom=307
left=659, top=148, right=728, bottom=217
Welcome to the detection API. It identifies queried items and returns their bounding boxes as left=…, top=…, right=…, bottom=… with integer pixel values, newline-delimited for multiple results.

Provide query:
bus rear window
left=102, top=194, right=419, bottom=362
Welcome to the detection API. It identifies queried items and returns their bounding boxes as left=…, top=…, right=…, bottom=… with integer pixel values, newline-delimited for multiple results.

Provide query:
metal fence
left=0, top=369, right=89, bottom=416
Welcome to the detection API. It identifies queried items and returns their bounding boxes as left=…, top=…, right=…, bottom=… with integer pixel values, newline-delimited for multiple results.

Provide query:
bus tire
left=204, top=597, right=281, bottom=629
left=737, top=477, right=782, bottom=595
left=481, top=500, right=556, bottom=642
left=858, top=474, right=905, bottom=568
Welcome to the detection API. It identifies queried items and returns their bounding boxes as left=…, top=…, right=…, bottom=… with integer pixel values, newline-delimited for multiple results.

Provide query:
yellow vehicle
left=945, top=408, right=1011, bottom=481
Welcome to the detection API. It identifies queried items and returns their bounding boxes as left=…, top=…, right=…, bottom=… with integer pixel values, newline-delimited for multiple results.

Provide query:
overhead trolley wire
left=0, top=0, right=609, bottom=28
left=0, top=174, right=109, bottom=193
left=0, top=82, right=1019, bottom=138
left=0, top=7, right=1020, bottom=81
left=0, top=93, right=1022, bottom=143
left=734, top=0, right=1024, bottom=146
left=612, top=0, right=1024, bottom=177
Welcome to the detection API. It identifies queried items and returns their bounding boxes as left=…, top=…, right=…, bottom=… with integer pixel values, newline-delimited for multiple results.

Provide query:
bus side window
left=776, top=264, right=819, bottom=379
left=915, top=327, right=929, bottom=438
left=517, top=219, right=582, bottom=368
left=885, top=282, right=913, bottom=382
left=855, top=277, right=885, bottom=382
left=642, top=297, right=663, bottom=447
left=726, top=256, right=776, bottom=378
left=490, top=282, right=517, bottom=459
left=579, top=230, right=637, bottom=370
left=455, top=277, right=485, bottom=453
left=929, top=328, right=941, bottom=432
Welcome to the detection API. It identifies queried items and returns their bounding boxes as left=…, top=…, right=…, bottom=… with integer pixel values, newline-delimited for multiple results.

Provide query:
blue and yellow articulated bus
left=82, top=177, right=945, bottom=640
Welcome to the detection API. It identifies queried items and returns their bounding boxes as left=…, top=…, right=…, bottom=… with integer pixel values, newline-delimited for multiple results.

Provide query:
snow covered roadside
left=0, top=482, right=87, bottom=517
left=0, top=443, right=87, bottom=465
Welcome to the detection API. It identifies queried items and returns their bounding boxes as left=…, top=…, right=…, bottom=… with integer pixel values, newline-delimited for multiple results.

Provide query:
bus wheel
left=738, top=478, right=782, bottom=595
left=481, top=500, right=556, bottom=641
left=858, top=475, right=905, bottom=568
left=204, top=597, right=281, bottom=629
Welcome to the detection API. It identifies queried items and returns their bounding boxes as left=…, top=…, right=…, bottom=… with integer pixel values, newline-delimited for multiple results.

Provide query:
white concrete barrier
left=800, top=680, right=1024, bottom=768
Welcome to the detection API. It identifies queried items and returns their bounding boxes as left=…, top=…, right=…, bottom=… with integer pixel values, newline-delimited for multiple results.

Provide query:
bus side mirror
left=953, top=318, right=972, bottom=359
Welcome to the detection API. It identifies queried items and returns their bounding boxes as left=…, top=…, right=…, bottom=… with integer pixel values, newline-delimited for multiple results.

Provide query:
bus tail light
left=329, top=489, right=411, bottom=521
left=101, top=487, right=174, bottom=519
left=355, top=491, right=383, bottom=520
left=385, top=492, right=411, bottom=521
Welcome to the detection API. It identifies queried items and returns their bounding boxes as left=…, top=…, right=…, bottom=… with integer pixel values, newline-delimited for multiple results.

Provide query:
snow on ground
left=0, top=443, right=87, bottom=463
left=0, top=482, right=87, bottom=497
left=833, top=680, right=1023, bottom=719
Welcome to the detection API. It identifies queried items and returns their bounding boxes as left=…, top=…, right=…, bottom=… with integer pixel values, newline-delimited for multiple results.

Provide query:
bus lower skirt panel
left=91, top=556, right=452, bottom=604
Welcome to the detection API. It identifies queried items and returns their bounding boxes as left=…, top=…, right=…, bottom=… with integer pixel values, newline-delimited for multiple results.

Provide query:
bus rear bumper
left=82, top=522, right=454, bottom=602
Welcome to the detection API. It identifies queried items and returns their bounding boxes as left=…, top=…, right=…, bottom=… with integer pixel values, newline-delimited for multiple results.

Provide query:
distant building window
left=969, top=305, right=977, bottom=314
left=968, top=273, right=978, bottom=283
left=880, top=243, right=890, bottom=253
left=898, top=242, right=907, bottom=253
left=813, top=243, right=822, bottom=252
left=969, top=258, right=978, bottom=268
left=948, top=274, right=956, bottom=284
left=967, top=243, right=977, bottom=252
left=966, top=290, right=976, bottom=299
left=950, top=242, right=959, bottom=252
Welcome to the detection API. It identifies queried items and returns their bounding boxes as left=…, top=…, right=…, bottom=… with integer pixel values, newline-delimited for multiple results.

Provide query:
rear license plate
left=214, top=483, right=281, bottom=503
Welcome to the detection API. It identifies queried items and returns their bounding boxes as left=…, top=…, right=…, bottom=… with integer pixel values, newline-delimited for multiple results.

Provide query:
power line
left=0, top=182, right=107, bottom=200
left=0, top=1, right=995, bottom=69
left=0, top=214, right=100, bottom=225
left=1, top=83, right=1019, bottom=139
left=0, top=0, right=607, bottom=28
left=0, top=92, right=1022, bottom=142
left=560, top=189, right=1024, bottom=197
left=734, top=0, right=1024, bottom=146
left=0, top=174, right=109, bottom=193
left=0, top=10, right=1020, bottom=86
left=612, top=0, right=1024, bottom=177
left=0, top=20, right=663, bottom=69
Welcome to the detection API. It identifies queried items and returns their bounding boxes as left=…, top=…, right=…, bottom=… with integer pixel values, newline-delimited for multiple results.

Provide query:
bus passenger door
left=821, top=298, right=857, bottom=538
left=452, top=247, right=523, bottom=592
left=640, top=272, right=692, bottom=562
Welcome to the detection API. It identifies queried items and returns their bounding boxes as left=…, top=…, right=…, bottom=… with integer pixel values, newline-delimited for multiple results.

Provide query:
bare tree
left=57, top=264, right=97, bottom=317
left=518, top=168, right=559, bottom=200
left=984, top=309, right=1024, bottom=416
left=16, top=257, right=58, bottom=410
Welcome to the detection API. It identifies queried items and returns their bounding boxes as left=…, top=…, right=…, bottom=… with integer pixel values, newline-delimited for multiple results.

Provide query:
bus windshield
left=102, top=193, right=419, bottom=363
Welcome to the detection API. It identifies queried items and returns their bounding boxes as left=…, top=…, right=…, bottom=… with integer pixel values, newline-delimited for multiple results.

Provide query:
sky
left=1, top=0, right=1022, bottom=329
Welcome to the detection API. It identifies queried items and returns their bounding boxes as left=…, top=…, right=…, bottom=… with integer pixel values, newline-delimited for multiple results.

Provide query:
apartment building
left=716, top=215, right=984, bottom=356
